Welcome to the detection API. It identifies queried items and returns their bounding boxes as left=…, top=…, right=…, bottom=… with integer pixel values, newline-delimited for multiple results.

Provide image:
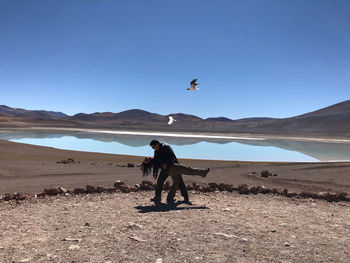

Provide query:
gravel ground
left=1, top=191, right=350, bottom=263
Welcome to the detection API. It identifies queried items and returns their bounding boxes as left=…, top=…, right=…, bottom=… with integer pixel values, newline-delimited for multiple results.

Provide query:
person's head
left=149, top=139, right=160, bottom=151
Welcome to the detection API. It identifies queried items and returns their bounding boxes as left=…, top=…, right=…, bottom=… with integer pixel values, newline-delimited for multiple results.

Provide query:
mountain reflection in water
left=1, top=129, right=350, bottom=162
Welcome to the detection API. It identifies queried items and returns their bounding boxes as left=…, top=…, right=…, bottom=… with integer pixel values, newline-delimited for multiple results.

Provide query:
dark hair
left=149, top=139, right=160, bottom=146
left=140, top=157, right=153, bottom=176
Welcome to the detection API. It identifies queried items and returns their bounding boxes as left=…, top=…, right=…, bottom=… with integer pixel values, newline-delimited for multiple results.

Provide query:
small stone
left=73, top=188, right=86, bottom=194
left=15, top=193, right=31, bottom=200
left=284, top=242, right=290, bottom=247
left=44, top=187, right=60, bottom=196
left=155, top=259, right=163, bottom=263
left=58, top=186, right=68, bottom=194
left=114, top=180, right=126, bottom=188
left=68, top=245, right=80, bottom=250
left=214, top=232, right=236, bottom=238
left=241, top=238, right=248, bottom=242
left=86, top=185, right=96, bottom=193
left=63, top=237, right=82, bottom=242
left=127, top=222, right=142, bottom=229
left=128, top=236, right=146, bottom=242
left=271, top=229, right=276, bottom=233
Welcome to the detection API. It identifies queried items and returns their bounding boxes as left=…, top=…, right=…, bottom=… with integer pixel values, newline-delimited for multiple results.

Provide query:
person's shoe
left=202, top=168, right=210, bottom=177
left=150, top=197, right=161, bottom=204
left=184, top=199, right=192, bottom=205
left=166, top=198, right=175, bottom=204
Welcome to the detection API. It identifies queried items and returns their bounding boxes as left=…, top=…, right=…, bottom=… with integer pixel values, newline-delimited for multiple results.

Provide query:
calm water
left=2, top=129, right=350, bottom=162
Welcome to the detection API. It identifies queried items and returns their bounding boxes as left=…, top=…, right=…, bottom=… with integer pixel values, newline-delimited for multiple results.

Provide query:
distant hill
left=0, top=105, right=67, bottom=119
left=1, top=101, right=350, bottom=137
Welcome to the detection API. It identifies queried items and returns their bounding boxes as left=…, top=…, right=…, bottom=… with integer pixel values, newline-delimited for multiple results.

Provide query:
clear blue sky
left=1, top=0, right=350, bottom=119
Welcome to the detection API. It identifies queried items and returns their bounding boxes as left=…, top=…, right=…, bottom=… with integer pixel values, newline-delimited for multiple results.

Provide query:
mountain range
left=1, top=101, right=350, bottom=137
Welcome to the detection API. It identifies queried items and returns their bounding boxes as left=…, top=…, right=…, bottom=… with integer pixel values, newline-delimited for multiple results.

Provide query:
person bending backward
left=147, top=140, right=210, bottom=204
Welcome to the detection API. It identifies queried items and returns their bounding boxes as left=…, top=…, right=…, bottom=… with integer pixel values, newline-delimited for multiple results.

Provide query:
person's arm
left=152, top=151, right=160, bottom=179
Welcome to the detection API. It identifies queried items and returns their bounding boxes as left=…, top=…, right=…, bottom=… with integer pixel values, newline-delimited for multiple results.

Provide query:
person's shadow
left=135, top=201, right=209, bottom=213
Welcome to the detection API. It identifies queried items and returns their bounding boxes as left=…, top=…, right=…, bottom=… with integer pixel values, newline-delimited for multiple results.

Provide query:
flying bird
left=187, top=78, right=199, bottom=91
left=168, top=116, right=175, bottom=125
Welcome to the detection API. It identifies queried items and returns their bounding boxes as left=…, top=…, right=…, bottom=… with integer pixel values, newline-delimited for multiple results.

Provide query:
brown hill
left=1, top=101, right=350, bottom=137
left=0, top=105, right=67, bottom=119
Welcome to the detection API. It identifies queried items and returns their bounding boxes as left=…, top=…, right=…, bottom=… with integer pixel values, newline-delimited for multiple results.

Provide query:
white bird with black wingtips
left=187, top=78, right=199, bottom=91
left=168, top=116, right=175, bottom=125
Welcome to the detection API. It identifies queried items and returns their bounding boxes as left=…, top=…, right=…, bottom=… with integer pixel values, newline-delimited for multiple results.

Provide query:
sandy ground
left=1, top=140, right=350, bottom=262
left=1, top=191, right=349, bottom=263
left=1, top=140, right=350, bottom=196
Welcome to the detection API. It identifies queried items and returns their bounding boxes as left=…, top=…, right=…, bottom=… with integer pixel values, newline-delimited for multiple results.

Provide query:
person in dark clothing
left=149, top=139, right=210, bottom=204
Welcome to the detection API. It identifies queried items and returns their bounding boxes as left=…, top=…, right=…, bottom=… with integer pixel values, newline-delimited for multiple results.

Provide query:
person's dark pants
left=154, top=169, right=168, bottom=201
left=178, top=175, right=189, bottom=202
left=154, top=169, right=189, bottom=202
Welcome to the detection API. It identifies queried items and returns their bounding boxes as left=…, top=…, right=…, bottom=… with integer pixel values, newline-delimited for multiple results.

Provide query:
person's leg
left=178, top=175, right=190, bottom=203
left=153, top=169, right=168, bottom=203
left=167, top=173, right=180, bottom=203
left=171, top=163, right=210, bottom=177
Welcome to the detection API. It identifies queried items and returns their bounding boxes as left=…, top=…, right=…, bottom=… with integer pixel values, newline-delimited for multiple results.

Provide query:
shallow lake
left=2, top=129, right=350, bottom=162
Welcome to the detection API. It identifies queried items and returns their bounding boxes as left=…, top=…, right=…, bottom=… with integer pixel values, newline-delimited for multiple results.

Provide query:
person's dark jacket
left=152, top=143, right=178, bottom=177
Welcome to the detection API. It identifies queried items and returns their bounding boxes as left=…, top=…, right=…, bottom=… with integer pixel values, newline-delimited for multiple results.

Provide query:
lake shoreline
left=2, top=126, right=350, bottom=143
left=1, top=139, right=350, bottom=196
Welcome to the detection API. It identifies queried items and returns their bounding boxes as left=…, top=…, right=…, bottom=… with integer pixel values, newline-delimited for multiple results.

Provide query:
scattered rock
left=37, top=192, right=47, bottom=198
left=127, top=163, right=135, bottom=168
left=192, top=183, right=200, bottom=191
left=18, top=258, right=31, bottom=263
left=44, top=187, right=60, bottom=196
left=14, top=193, right=32, bottom=201
left=218, top=183, right=226, bottom=191
left=119, top=185, right=131, bottom=193
left=4, top=193, right=16, bottom=201
left=127, top=222, right=142, bottom=229
left=261, top=170, right=272, bottom=178
left=214, top=232, right=236, bottom=238
left=86, top=185, right=96, bottom=193
left=68, top=245, right=80, bottom=250
left=237, top=184, right=249, bottom=194
left=63, top=237, right=82, bottom=242
left=114, top=180, right=126, bottom=188
left=73, top=188, right=86, bottom=194
left=96, top=186, right=106, bottom=193
left=208, top=183, right=219, bottom=190
left=107, top=187, right=117, bottom=193
left=224, top=184, right=234, bottom=192
left=57, top=158, right=75, bottom=164
left=58, top=186, right=68, bottom=194
left=128, top=236, right=146, bottom=242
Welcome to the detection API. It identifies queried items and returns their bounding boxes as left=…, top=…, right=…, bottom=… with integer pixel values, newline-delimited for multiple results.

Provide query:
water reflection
left=1, top=129, right=349, bottom=161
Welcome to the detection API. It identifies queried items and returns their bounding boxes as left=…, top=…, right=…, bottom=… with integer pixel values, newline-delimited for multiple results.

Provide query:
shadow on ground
left=135, top=201, right=209, bottom=213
